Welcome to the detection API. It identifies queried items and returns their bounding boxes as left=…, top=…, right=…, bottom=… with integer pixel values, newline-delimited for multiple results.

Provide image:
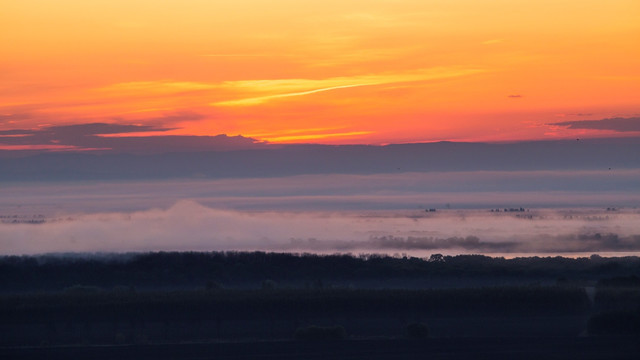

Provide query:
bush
left=294, top=325, right=346, bottom=340
left=406, top=322, right=429, bottom=338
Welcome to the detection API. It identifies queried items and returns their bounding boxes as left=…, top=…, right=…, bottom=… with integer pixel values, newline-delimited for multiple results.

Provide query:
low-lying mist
left=2, top=200, right=639, bottom=256
left=2, top=170, right=639, bottom=255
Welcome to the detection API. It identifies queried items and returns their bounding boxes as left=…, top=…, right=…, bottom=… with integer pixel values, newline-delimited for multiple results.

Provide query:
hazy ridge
left=2, top=137, right=639, bottom=181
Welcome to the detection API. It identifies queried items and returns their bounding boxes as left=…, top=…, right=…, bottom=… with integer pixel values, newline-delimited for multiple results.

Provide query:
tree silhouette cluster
left=1, top=252, right=640, bottom=293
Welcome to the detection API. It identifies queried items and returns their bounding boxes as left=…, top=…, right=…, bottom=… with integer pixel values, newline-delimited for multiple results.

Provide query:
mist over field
left=2, top=201, right=640, bottom=255
left=1, top=170, right=639, bottom=256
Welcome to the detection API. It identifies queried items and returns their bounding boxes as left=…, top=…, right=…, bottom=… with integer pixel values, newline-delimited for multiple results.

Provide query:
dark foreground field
left=0, top=286, right=594, bottom=344
left=3, top=337, right=640, bottom=360
left=2, top=252, right=640, bottom=358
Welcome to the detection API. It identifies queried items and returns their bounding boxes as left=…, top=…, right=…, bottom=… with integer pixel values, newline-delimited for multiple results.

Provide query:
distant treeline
left=2, top=252, right=640, bottom=293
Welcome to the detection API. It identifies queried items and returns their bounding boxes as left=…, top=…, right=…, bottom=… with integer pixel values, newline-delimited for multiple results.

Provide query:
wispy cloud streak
left=212, top=67, right=485, bottom=106
left=214, top=83, right=375, bottom=106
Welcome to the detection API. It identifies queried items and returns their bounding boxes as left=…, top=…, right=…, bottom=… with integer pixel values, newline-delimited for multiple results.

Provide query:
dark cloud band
left=551, top=117, right=640, bottom=132
left=0, top=118, right=266, bottom=153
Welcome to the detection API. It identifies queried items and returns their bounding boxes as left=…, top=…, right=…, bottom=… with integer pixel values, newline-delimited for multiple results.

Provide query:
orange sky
left=1, top=0, right=639, bottom=146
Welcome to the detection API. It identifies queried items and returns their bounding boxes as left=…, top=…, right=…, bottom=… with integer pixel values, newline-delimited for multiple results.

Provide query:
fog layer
left=2, top=200, right=639, bottom=255
left=2, top=170, right=639, bottom=255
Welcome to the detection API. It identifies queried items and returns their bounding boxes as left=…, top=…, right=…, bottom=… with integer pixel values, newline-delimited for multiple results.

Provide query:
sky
left=2, top=0, right=640, bottom=151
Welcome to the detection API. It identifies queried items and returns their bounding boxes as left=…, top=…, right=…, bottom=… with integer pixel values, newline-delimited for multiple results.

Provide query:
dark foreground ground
left=3, top=337, right=639, bottom=360
left=3, top=252, right=640, bottom=358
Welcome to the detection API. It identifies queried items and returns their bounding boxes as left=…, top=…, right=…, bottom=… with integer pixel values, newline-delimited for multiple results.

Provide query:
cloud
left=0, top=114, right=267, bottom=153
left=551, top=117, right=640, bottom=132
left=87, top=67, right=486, bottom=109
left=0, top=120, right=176, bottom=137
left=0, top=144, right=80, bottom=151
left=0, top=122, right=171, bottom=147
left=215, top=83, right=376, bottom=106
left=0, top=129, right=34, bottom=136
left=43, top=123, right=172, bottom=136
left=260, top=131, right=373, bottom=142
left=0, top=113, right=34, bottom=124
left=201, top=53, right=294, bottom=58
left=213, top=67, right=485, bottom=106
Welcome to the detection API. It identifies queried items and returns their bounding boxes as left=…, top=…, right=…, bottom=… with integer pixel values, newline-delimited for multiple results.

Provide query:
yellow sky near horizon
left=1, top=0, right=639, bottom=146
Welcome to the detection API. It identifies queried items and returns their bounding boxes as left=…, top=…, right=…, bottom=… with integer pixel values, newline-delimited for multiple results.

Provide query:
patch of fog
left=1, top=200, right=639, bottom=256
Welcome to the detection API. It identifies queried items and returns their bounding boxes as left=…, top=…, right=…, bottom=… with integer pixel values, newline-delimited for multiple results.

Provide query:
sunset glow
left=2, top=0, right=639, bottom=147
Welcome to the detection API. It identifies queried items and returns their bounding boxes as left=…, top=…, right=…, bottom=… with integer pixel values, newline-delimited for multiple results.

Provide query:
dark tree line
left=1, top=251, right=640, bottom=293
